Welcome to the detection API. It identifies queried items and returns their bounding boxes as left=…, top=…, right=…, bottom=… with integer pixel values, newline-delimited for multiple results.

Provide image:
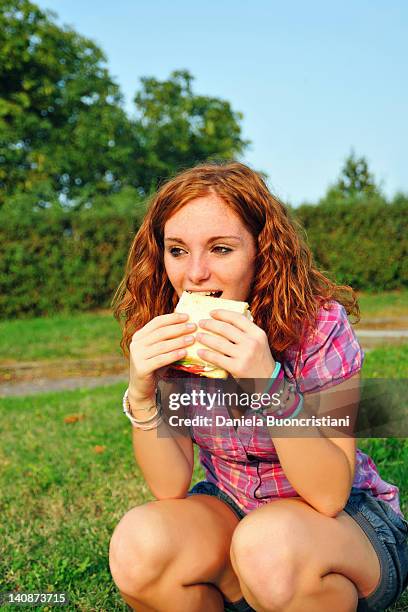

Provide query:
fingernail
left=184, top=335, right=194, bottom=343
left=186, top=322, right=196, bottom=329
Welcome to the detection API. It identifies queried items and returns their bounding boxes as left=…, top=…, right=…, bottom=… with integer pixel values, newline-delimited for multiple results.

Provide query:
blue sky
left=36, top=0, right=408, bottom=206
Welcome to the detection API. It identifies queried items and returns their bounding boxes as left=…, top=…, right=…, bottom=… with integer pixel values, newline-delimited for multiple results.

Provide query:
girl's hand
left=128, top=313, right=196, bottom=402
left=196, top=309, right=275, bottom=380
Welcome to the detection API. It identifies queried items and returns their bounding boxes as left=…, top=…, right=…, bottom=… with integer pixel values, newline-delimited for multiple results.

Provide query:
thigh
left=113, top=493, right=242, bottom=598
left=232, top=497, right=381, bottom=599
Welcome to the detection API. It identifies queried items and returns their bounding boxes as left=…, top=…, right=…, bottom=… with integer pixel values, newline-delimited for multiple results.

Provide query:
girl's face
left=163, top=194, right=257, bottom=302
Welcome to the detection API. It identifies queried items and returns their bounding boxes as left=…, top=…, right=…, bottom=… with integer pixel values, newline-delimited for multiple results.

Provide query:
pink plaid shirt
left=182, top=301, right=403, bottom=517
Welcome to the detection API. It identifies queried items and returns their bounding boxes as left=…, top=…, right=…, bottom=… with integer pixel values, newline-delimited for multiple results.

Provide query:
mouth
left=186, top=290, right=223, bottom=298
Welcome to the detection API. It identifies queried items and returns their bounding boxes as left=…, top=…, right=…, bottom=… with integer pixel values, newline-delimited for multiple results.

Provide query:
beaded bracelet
left=253, top=368, right=304, bottom=421
left=271, top=379, right=304, bottom=420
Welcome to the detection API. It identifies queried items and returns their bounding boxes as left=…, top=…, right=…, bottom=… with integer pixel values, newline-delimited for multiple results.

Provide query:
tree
left=0, top=0, right=136, bottom=205
left=0, top=2, right=249, bottom=207
left=132, top=70, right=250, bottom=193
left=323, top=151, right=381, bottom=203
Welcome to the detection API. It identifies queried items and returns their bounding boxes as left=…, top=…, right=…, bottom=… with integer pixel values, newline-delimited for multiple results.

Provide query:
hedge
left=295, top=197, right=407, bottom=292
left=0, top=188, right=147, bottom=319
left=1, top=191, right=407, bottom=319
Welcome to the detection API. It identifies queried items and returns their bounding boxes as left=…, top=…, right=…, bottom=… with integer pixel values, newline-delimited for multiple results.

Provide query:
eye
left=212, top=246, right=233, bottom=254
left=168, top=246, right=232, bottom=257
left=168, top=247, right=186, bottom=257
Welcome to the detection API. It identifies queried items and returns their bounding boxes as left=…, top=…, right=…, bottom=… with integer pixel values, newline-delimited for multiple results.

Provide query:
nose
left=186, top=253, right=211, bottom=284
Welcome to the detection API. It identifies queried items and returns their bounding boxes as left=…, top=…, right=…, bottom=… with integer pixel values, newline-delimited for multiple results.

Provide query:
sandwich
left=172, top=291, right=253, bottom=379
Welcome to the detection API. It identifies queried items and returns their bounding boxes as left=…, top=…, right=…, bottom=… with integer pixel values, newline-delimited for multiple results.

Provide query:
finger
left=208, top=309, right=254, bottom=333
left=196, top=348, right=233, bottom=372
left=139, top=312, right=189, bottom=337
left=144, top=334, right=195, bottom=360
left=147, top=347, right=189, bottom=370
left=197, top=318, right=243, bottom=343
left=196, top=332, right=238, bottom=358
left=146, top=321, right=197, bottom=346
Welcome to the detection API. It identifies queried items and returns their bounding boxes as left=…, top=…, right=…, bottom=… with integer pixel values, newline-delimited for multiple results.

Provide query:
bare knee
left=230, top=516, right=297, bottom=611
left=109, top=502, right=173, bottom=597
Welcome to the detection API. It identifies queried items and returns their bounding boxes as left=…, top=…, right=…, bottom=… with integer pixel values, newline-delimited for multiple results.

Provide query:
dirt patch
left=355, top=317, right=408, bottom=330
left=0, top=355, right=127, bottom=384
left=0, top=373, right=127, bottom=397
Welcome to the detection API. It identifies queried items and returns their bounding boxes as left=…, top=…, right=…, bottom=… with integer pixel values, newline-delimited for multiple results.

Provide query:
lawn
left=0, top=311, right=121, bottom=363
left=363, top=343, right=408, bottom=378
left=1, top=289, right=407, bottom=364
left=1, top=346, right=408, bottom=611
left=0, top=382, right=206, bottom=611
left=1, top=295, right=407, bottom=611
left=357, top=289, right=408, bottom=319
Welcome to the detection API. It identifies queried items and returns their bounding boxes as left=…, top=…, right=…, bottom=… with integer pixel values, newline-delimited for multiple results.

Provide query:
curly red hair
left=113, top=161, right=359, bottom=359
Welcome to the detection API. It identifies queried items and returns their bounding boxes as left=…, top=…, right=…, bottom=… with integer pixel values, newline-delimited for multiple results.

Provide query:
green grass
left=0, top=382, right=206, bottom=611
left=0, top=312, right=121, bottom=363
left=0, top=306, right=407, bottom=612
left=0, top=289, right=407, bottom=364
left=357, top=289, right=408, bottom=319
left=1, top=345, right=408, bottom=611
left=363, top=343, right=408, bottom=377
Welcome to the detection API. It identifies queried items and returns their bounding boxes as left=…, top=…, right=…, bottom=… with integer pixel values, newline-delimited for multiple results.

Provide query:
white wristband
left=122, top=388, right=163, bottom=429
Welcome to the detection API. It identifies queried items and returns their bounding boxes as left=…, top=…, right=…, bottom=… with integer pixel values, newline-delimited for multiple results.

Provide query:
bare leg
left=110, top=494, right=242, bottom=611
left=294, top=573, right=358, bottom=612
left=237, top=571, right=358, bottom=612
left=230, top=498, right=381, bottom=612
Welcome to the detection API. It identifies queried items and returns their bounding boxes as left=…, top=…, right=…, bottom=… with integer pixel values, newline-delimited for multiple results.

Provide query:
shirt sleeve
left=296, top=301, right=364, bottom=394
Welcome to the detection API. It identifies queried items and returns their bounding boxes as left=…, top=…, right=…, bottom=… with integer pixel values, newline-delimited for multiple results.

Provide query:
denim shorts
left=188, top=481, right=408, bottom=611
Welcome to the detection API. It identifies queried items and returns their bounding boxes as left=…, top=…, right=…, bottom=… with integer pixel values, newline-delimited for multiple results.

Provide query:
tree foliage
left=0, top=1, right=249, bottom=207
left=133, top=70, right=249, bottom=192
left=0, top=0, right=138, bottom=205
left=322, top=151, right=381, bottom=203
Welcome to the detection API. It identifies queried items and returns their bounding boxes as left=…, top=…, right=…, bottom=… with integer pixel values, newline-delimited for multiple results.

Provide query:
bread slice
left=173, top=291, right=253, bottom=379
